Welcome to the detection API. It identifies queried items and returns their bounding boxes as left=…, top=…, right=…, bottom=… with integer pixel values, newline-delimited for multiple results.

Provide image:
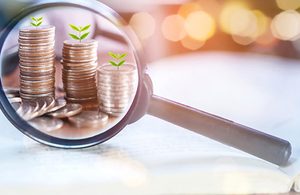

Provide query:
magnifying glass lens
left=1, top=4, right=139, bottom=141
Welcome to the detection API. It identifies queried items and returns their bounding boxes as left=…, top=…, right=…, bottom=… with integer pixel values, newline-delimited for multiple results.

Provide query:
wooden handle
left=147, top=95, right=291, bottom=166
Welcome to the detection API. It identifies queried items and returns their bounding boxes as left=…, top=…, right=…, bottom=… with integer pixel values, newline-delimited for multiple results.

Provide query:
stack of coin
left=61, top=40, right=98, bottom=107
left=18, top=25, right=56, bottom=101
left=68, top=110, right=109, bottom=128
left=97, top=64, right=137, bottom=116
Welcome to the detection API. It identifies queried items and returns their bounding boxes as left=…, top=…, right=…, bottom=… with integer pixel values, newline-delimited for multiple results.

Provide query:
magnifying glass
left=0, top=0, right=291, bottom=166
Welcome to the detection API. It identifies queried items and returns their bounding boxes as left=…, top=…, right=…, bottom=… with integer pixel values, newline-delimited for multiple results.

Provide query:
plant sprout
left=108, top=52, right=127, bottom=70
left=31, top=17, right=43, bottom=28
left=68, top=24, right=91, bottom=42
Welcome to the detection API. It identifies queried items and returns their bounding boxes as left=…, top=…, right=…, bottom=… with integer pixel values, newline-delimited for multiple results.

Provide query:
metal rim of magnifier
left=0, top=0, right=145, bottom=148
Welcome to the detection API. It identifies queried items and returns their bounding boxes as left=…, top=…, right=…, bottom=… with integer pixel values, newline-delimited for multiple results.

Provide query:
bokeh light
left=178, top=2, right=202, bottom=18
left=184, top=11, right=216, bottom=41
left=229, top=8, right=257, bottom=37
left=232, top=35, right=255, bottom=45
left=219, top=2, right=272, bottom=45
left=180, top=35, right=205, bottom=50
left=276, top=0, right=300, bottom=10
left=162, top=14, right=186, bottom=42
left=219, top=2, right=249, bottom=34
left=271, top=10, right=300, bottom=41
left=129, top=12, right=156, bottom=40
left=252, top=10, right=269, bottom=37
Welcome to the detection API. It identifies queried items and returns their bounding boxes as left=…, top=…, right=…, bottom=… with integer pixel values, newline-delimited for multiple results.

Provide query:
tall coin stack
left=97, top=64, right=137, bottom=116
left=61, top=40, right=98, bottom=107
left=19, top=26, right=56, bottom=101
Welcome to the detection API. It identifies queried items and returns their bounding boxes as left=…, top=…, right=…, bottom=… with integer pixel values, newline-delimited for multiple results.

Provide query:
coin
left=46, top=97, right=67, bottom=113
left=9, top=97, right=22, bottom=103
left=61, top=39, right=98, bottom=105
left=17, top=100, right=39, bottom=120
left=65, top=96, right=98, bottom=102
left=5, top=88, right=20, bottom=98
left=19, top=25, right=56, bottom=104
left=48, top=103, right=82, bottom=118
left=11, top=102, right=21, bottom=110
left=68, top=111, right=108, bottom=128
left=19, top=46, right=55, bottom=52
left=29, top=116, right=63, bottom=132
left=25, top=97, right=56, bottom=119
left=63, top=40, right=98, bottom=48
left=97, top=64, right=137, bottom=116
left=19, top=34, right=55, bottom=40
left=98, top=64, right=136, bottom=74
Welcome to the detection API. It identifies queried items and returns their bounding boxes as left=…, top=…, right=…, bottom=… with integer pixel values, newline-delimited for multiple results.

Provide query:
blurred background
left=1, top=0, right=300, bottom=63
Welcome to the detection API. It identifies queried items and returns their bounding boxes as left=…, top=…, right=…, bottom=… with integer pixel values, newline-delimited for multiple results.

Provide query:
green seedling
left=68, top=24, right=91, bottom=42
left=108, top=52, right=127, bottom=70
left=31, top=17, right=43, bottom=28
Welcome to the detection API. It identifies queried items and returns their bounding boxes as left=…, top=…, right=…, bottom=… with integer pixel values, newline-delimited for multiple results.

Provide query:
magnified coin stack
left=19, top=25, right=56, bottom=101
left=62, top=40, right=98, bottom=108
left=97, top=64, right=137, bottom=116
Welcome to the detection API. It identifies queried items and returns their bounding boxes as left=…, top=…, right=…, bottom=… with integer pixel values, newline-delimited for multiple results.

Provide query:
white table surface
left=1, top=51, right=300, bottom=194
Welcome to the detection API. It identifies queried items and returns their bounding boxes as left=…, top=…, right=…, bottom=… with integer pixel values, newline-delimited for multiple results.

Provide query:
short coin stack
left=62, top=40, right=98, bottom=107
left=97, top=64, right=137, bottom=116
left=18, top=25, right=56, bottom=101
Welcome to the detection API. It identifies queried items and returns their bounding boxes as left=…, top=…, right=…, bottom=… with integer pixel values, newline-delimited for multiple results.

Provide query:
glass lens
left=0, top=2, right=139, bottom=142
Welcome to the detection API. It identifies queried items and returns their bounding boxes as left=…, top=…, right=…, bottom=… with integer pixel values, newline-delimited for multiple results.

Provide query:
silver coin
left=29, top=117, right=63, bottom=132
left=98, top=106, right=125, bottom=116
left=100, top=108, right=127, bottom=115
left=98, top=92, right=135, bottom=99
left=97, top=81, right=137, bottom=88
left=17, top=100, right=39, bottom=120
left=5, top=88, right=20, bottom=98
left=19, top=34, right=55, bottom=40
left=46, top=97, right=67, bottom=113
left=19, top=42, right=55, bottom=47
left=19, top=30, right=55, bottom=35
left=20, top=25, right=55, bottom=31
left=62, top=58, right=97, bottom=63
left=48, top=103, right=82, bottom=118
left=63, top=39, right=98, bottom=47
left=98, top=64, right=136, bottom=74
left=19, top=51, right=55, bottom=57
left=65, top=95, right=98, bottom=100
left=62, top=49, right=97, bottom=56
left=18, top=38, right=54, bottom=44
left=24, top=103, right=43, bottom=120
left=32, top=97, right=56, bottom=117
left=68, top=111, right=108, bottom=128
left=100, top=97, right=130, bottom=105
left=19, top=46, right=55, bottom=52
left=100, top=101, right=129, bottom=108
left=61, top=61, right=97, bottom=67
left=19, top=54, right=55, bottom=60
left=9, top=97, right=22, bottom=103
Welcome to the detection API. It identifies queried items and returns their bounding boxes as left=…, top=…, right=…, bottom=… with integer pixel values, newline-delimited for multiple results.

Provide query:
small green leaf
left=108, top=52, right=117, bottom=59
left=36, top=21, right=42, bottom=27
left=109, top=61, right=118, bottom=66
left=31, top=17, right=37, bottom=22
left=117, top=60, right=126, bottom=67
left=80, top=32, right=90, bottom=40
left=69, top=24, right=80, bottom=32
left=81, top=24, right=91, bottom=32
left=69, top=33, right=80, bottom=40
left=31, top=22, right=37, bottom=27
left=115, top=54, right=121, bottom=59
left=37, top=17, right=43, bottom=21
left=118, top=53, right=127, bottom=59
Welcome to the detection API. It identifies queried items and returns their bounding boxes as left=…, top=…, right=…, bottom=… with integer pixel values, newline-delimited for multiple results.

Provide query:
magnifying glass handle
left=147, top=95, right=291, bottom=166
